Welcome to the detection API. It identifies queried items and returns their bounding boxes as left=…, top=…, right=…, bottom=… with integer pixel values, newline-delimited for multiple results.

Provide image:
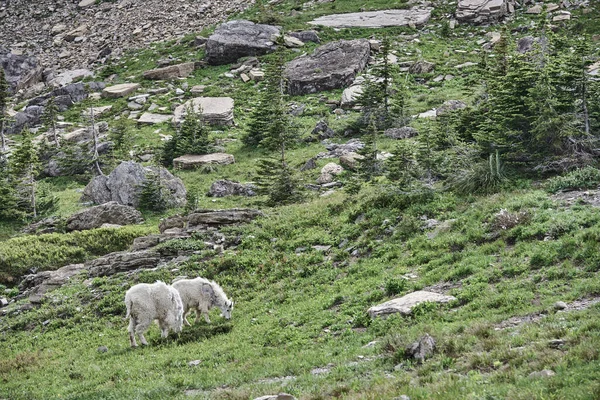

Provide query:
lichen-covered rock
left=66, top=202, right=144, bottom=231
left=456, top=0, right=513, bottom=24
left=173, top=97, right=234, bottom=126
left=81, top=161, right=186, bottom=209
left=86, top=250, right=160, bottom=277
left=0, top=49, right=43, bottom=93
left=284, top=40, right=370, bottom=96
left=143, top=62, right=196, bottom=80
left=368, top=291, right=456, bottom=318
left=205, top=20, right=281, bottom=65
left=208, top=180, right=256, bottom=197
left=308, top=9, right=432, bottom=28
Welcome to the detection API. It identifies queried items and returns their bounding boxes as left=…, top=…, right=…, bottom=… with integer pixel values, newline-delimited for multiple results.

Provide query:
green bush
left=0, top=226, right=151, bottom=284
left=544, top=166, right=600, bottom=193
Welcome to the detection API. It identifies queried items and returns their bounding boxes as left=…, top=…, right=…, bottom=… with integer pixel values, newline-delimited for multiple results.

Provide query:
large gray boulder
left=0, top=50, right=43, bottom=93
left=159, top=209, right=263, bottom=233
left=5, top=105, right=44, bottom=135
left=28, top=82, right=106, bottom=111
left=456, top=0, right=513, bottom=23
left=81, top=161, right=187, bottom=209
left=66, top=202, right=144, bottom=231
left=173, top=97, right=235, bottom=126
left=143, top=62, right=196, bottom=80
left=19, top=264, right=86, bottom=303
left=205, top=20, right=281, bottom=65
left=208, top=180, right=256, bottom=197
left=173, top=153, right=235, bottom=169
left=284, top=40, right=370, bottom=96
left=86, top=250, right=160, bottom=277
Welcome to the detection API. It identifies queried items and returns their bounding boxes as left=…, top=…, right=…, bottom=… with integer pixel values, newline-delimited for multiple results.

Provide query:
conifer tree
left=109, top=118, right=134, bottom=163
left=42, top=96, right=60, bottom=147
left=10, top=129, right=42, bottom=218
left=138, top=157, right=168, bottom=212
left=356, top=117, right=381, bottom=181
left=177, top=105, right=210, bottom=155
left=88, top=106, right=104, bottom=176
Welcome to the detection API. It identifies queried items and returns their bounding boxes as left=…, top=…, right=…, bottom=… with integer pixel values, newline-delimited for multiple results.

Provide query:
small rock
left=548, top=339, right=565, bottom=349
left=405, top=334, right=436, bottom=362
left=188, top=360, right=202, bottom=366
left=554, top=301, right=567, bottom=310
left=0, top=298, right=8, bottom=307
left=529, top=370, right=555, bottom=379
left=97, top=346, right=108, bottom=353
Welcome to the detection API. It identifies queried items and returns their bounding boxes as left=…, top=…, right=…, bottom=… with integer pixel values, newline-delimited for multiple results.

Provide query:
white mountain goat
left=124, top=281, right=184, bottom=347
left=172, top=277, right=234, bottom=326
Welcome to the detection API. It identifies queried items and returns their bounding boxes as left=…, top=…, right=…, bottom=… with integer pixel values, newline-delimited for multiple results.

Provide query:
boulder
left=368, top=291, right=456, bottom=318
left=48, top=69, right=93, bottom=88
left=385, top=127, right=418, bottom=139
left=187, top=209, right=263, bottom=228
left=5, top=105, right=44, bottom=135
left=81, top=161, right=186, bottom=208
left=86, top=250, right=160, bottom=277
left=173, top=153, right=235, bottom=169
left=288, top=30, right=320, bottom=43
left=311, top=120, right=335, bottom=140
left=62, top=122, right=109, bottom=143
left=321, top=162, right=344, bottom=176
left=284, top=40, right=371, bottom=96
left=28, top=82, right=105, bottom=111
left=339, top=152, right=365, bottom=170
left=205, top=20, right=281, bottom=65
left=19, top=264, right=87, bottom=303
left=137, top=112, right=173, bottom=125
left=308, top=8, right=432, bottom=28
left=66, top=202, right=144, bottom=231
left=143, top=62, right=196, bottom=80
left=102, top=83, right=141, bottom=99
left=173, top=97, right=235, bottom=126
left=456, top=0, right=513, bottom=24
left=409, top=61, right=435, bottom=74
left=317, top=139, right=365, bottom=159
left=254, top=394, right=297, bottom=400
left=208, top=180, right=256, bottom=197
left=405, top=334, right=436, bottom=362
left=64, top=25, right=88, bottom=42
left=284, top=36, right=305, bottom=48
left=340, top=85, right=364, bottom=108
left=436, top=100, right=467, bottom=116
left=0, top=50, right=43, bottom=93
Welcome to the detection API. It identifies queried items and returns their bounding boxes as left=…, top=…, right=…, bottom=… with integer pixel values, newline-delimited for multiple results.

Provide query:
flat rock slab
left=82, top=105, right=112, bottom=117
left=173, top=97, right=234, bottom=126
left=187, top=209, right=264, bottom=227
left=143, top=62, right=196, bottom=80
left=284, top=39, right=370, bottom=96
left=19, top=264, right=86, bottom=303
left=368, top=291, right=456, bottom=318
left=206, top=20, right=281, bottom=65
left=66, top=201, right=144, bottom=231
left=173, top=153, right=235, bottom=169
left=137, top=112, right=173, bottom=125
left=308, top=8, right=432, bottom=28
left=456, top=0, right=512, bottom=23
left=102, top=83, right=140, bottom=98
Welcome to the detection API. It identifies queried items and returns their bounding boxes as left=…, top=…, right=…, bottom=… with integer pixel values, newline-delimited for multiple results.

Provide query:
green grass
left=2, top=0, right=600, bottom=398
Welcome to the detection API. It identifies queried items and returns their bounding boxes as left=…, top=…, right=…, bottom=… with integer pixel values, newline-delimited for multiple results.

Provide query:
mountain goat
left=124, top=281, right=184, bottom=347
left=172, top=277, right=233, bottom=326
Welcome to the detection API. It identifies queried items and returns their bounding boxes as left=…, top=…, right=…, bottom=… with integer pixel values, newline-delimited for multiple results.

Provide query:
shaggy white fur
left=125, top=281, right=183, bottom=347
left=172, top=277, right=233, bottom=326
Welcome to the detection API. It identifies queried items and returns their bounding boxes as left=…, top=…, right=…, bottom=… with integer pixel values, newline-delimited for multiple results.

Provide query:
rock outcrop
left=66, top=202, right=144, bottom=231
left=81, top=161, right=187, bottom=208
left=208, top=180, right=256, bottom=197
left=0, top=50, right=43, bottom=93
left=456, top=0, right=514, bottom=24
left=172, top=153, right=235, bottom=169
left=19, top=264, right=86, bottom=303
left=173, top=97, right=235, bottom=126
left=205, top=20, right=280, bottom=65
left=86, top=250, right=160, bottom=277
left=284, top=40, right=371, bottom=96
left=143, top=62, right=196, bottom=80
left=308, top=9, right=432, bottom=28
left=159, top=209, right=263, bottom=233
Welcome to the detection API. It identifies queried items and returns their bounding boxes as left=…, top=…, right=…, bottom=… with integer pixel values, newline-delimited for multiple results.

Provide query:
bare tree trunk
left=0, top=120, right=5, bottom=154
left=89, top=106, right=104, bottom=176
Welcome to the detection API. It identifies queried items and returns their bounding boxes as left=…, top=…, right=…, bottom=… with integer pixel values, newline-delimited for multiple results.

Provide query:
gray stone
left=288, top=30, right=320, bottom=43
left=86, top=250, right=160, bottom=277
left=208, top=180, right=256, bottom=197
left=529, top=370, right=556, bottom=379
left=0, top=50, right=43, bottom=93
left=5, top=105, right=44, bottom=135
left=554, top=301, right=568, bottom=310
left=311, top=120, right=335, bottom=140
left=308, top=8, right=432, bottom=28
left=205, top=20, right=281, bottom=65
left=456, top=0, right=512, bottom=24
left=102, top=83, right=141, bottom=99
left=340, top=85, right=364, bottom=108
left=137, top=112, right=173, bottom=125
left=19, top=264, right=87, bottom=302
left=173, top=97, right=234, bottom=126
left=409, top=61, right=435, bottom=74
left=436, top=100, right=467, bottom=116
left=405, top=334, right=436, bottom=362
left=368, top=291, right=456, bottom=318
left=48, top=69, right=93, bottom=88
left=187, top=209, right=263, bottom=228
left=385, top=127, right=418, bottom=139
left=339, top=152, right=365, bottom=171
left=143, top=62, right=196, bottom=80
left=66, top=202, right=144, bottom=231
left=81, top=161, right=187, bottom=208
left=321, top=162, right=344, bottom=176
left=284, top=35, right=305, bottom=48
left=173, top=153, right=235, bottom=169
left=254, top=394, right=297, bottom=400
left=0, top=298, right=8, bottom=307
left=97, top=345, right=108, bottom=353
left=284, top=40, right=370, bottom=96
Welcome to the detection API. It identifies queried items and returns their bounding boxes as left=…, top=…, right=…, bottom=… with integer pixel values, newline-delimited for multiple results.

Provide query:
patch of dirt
left=552, top=190, right=600, bottom=208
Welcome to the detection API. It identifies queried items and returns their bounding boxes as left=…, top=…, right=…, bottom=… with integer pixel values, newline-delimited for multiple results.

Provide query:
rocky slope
left=0, top=0, right=253, bottom=72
